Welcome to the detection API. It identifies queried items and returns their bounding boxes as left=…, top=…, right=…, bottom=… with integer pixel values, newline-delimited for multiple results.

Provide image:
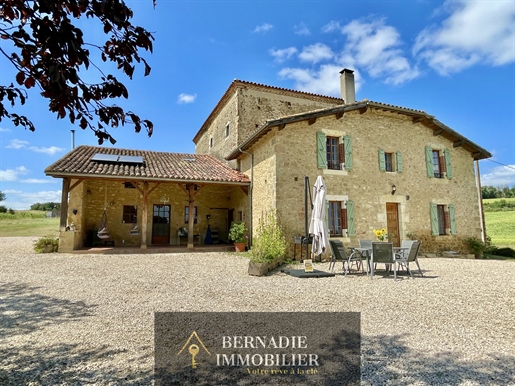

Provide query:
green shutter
left=344, top=135, right=353, bottom=170
left=449, top=204, right=457, bottom=235
left=346, top=200, right=356, bottom=236
left=396, top=151, right=403, bottom=173
left=430, top=203, right=439, bottom=235
left=316, top=132, right=327, bottom=169
left=425, top=146, right=434, bottom=178
left=444, top=149, right=453, bottom=179
left=378, top=149, right=385, bottom=171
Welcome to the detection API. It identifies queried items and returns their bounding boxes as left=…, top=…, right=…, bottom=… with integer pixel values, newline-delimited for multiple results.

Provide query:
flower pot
left=234, top=242, right=246, bottom=252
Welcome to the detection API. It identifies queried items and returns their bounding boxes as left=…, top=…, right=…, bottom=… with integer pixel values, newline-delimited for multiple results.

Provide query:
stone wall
left=246, top=107, right=482, bottom=254
left=61, top=179, right=248, bottom=250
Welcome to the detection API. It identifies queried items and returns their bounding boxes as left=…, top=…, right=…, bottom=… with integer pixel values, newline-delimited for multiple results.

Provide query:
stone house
left=194, top=69, right=491, bottom=254
left=46, top=69, right=490, bottom=254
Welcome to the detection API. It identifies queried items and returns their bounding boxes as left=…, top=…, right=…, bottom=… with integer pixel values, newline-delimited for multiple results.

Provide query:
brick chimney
left=340, top=68, right=355, bottom=104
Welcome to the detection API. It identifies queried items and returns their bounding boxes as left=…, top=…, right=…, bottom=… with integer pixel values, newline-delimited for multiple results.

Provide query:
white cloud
left=321, top=20, right=341, bottom=33
left=21, top=178, right=58, bottom=184
left=270, top=47, right=298, bottom=63
left=414, top=0, right=515, bottom=75
left=481, top=164, right=515, bottom=187
left=177, top=93, right=197, bottom=104
left=6, top=139, right=29, bottom=149
left=5, top=139, right=64, bottom=155
left=253, top=23, right=273, bottom=33
left=0, top=166, right=30, bottom=181
left=1, top=189, right=62, bottom=210
left=298, top=43, right=334, bottom=64
left=294, top=22, right=310, bottom=36
left=279, top=64, right=362, bottom=96
left=340, top=18, right=420, bottom=84
left=0, top=127, right=12, bottom=132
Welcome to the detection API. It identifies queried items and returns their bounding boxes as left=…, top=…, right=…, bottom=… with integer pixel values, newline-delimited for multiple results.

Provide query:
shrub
left=250, top=210, right=287, bottom=263
left=487, top=247, right=515, bottom=258
left=34, top=235, right=59, bottom=253
left=465, top=237, right=487, bottom=256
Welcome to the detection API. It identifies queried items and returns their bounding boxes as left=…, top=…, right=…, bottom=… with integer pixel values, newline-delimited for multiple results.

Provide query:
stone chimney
left=340, top=68, right=355, bottom=104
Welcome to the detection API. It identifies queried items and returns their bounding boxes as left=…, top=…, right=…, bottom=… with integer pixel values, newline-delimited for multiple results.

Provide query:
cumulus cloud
left=5, top=139, right=64, bottom=155
left=0, top=166, right=30, bottom=181
left=481, top=164, right=515, bottom=187
left=1, top=189, right=62, bottom=210
left=298, top=43, right=334, bottom=64
left=253, top=23, right=273, bottom=33
left=21, top=178, right=57, bottom=184
left=413, top=0, right=515, bottom=75
left=0, top=127, right=12, bottom=132
left=294, top=22, right=310, bottom=36
left=177, top=93, right=197, bottom=104
left=270, top=47, right=298, bottom=63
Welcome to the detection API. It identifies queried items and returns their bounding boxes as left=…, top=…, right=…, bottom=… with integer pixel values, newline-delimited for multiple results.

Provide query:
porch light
left=391, top=185, right=397, bottom=195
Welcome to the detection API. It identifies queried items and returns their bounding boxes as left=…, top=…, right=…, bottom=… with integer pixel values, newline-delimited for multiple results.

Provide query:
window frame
left=122, top=205, right=138, bottom=224
left=326, top=136, right=340, bottom=170
left=184, top=206, right=198, bottom=224
left=328, top=201, right=343, bottom=236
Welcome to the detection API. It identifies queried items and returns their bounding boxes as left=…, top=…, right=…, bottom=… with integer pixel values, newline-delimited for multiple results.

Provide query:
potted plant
left=465, top=236, right=487, bottom=258
left=229, top=222, right=247, bottom=252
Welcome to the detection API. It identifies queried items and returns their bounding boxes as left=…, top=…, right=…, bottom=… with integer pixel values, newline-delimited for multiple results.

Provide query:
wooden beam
left=433, top=129, right=444, bottom=136
left=413, top=117, right=423, bottom=124
left=187, top=184, right=196, bottom=249
left=308, top=117, right=317, bottom=125
left=59, top=178, right=70, bottom=231
left=335, top=111, right=344, bottom=119
left=140, top=182, right=149, bottom=249
left=68, top=179, right=83, bottom=192
left=453, top=140, right=464, bottom=148
left=240, top=186, right=249, bottom=196
left=359, top=107, right=367, bottom=114
left=277, top=123, right=286, bottom=130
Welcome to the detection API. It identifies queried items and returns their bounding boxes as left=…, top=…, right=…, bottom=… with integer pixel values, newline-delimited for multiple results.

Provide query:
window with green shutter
left=379, top=149, right=402, bottom=172
left=430, top=203, right=439, bottom=235
left=346, top=200, right=356, bottom=236
left=316, top=132, right=327, bottom=169
left=396, top=151, right=403, bottom=172
left=378, top=149, right=386, bottom=171
left=444, top=149, right=453, bottom=179
left=449, top=204, right=457, bottom=234
left=343, top=135, right=353, bottom=170
left=425, top=146, right=434, bottom=177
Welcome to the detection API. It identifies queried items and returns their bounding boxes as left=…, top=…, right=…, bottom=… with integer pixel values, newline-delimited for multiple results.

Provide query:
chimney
left=340, top=68, right=355, bottom=104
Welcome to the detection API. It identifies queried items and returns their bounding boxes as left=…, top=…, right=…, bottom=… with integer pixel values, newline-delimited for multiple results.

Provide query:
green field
left=0, top=212, right=60, bottom=237
left=483, top=198, right=515, bottom=248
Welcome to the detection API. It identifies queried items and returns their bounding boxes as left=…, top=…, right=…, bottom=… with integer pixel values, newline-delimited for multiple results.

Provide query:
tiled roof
left=45, top=145, right=250, bottom=184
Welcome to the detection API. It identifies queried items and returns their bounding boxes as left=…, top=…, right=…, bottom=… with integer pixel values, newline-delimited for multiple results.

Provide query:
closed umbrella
left=309, top=175, right=329, bottom=258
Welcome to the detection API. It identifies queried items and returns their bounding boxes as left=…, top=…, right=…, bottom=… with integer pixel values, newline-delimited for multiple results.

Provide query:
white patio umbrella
left=308, top=175, right=329, bottom=258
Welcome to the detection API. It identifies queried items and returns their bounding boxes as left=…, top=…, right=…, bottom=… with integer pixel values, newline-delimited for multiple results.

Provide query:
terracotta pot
left=234, top=242, right=246, bottom=252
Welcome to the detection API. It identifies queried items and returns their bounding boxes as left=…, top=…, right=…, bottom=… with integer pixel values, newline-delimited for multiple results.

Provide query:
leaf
left=24, top=77, right=35, bottom=88
left=16, top=71, right=25, bottom=85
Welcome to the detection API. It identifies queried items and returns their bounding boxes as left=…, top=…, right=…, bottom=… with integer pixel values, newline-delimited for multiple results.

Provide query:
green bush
left=465, top=236, right=487, bottom=256
left=228, top=221, right=247, bottom=243
left=34, top=235, right=59, bottom=253
left=250, top=210, right=288, bottom=263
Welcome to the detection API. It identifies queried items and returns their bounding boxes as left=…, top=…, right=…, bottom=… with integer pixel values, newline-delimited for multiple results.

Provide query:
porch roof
left=45, top=145, right=250, bottom=185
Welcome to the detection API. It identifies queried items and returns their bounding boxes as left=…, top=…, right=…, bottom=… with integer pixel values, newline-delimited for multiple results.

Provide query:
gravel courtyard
left=1, top=237, right=514, bottom=385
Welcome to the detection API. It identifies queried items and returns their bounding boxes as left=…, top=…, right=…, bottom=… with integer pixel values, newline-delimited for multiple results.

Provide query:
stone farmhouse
left=46, top=69, right=491, bottom=254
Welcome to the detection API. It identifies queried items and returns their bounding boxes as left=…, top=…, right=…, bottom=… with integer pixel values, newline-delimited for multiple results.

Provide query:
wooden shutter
left=430, top=203, right=439, bottom=235
left=316, top=132, right=327, bottom=169
left=444, top=149, right=453, bottom=179
left=344, top=135, right=353, bottom=170
left=346, top=200, right=356, bottom=236
left=425, top=146, right=434, bottom=178
left=341, top=207, right=348, bottom=230
left=396, top=151, right=403, bottom=172
left=449, top=204, right=457, bottom=235
left=338, top=142, right=345, bottom=166
left=378, top=149, right=385, bottom=171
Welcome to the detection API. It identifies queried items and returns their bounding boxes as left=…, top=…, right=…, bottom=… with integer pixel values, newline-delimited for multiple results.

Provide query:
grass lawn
left=0, top=215, right=59, bottom=237
left=484, top=210, right=515, bottom=248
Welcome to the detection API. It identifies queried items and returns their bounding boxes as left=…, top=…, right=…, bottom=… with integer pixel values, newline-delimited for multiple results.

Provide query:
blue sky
left=1, top=0, right=514, bottom=210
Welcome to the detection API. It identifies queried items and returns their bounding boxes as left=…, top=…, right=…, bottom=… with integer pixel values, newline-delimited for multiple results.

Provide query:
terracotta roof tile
left=45, top=146, right=250, bottom=184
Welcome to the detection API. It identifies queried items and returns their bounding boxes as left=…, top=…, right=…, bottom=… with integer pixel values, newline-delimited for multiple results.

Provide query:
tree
left=0, top=0, right=156, bottom=144
left=0, top=191, right=5, bottom=201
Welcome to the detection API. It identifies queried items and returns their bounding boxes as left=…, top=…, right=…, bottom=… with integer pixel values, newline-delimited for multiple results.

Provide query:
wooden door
left=152, top=204, right=170, bottom=245
left=386, top=203, right=400, bottom=247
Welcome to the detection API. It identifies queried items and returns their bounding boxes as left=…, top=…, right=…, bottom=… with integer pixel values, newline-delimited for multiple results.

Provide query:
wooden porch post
left=187, top=184, right=195, bottom=249
left=141, top=181, right=149, bottom=249
left=60, top=177, right=70, bottom=231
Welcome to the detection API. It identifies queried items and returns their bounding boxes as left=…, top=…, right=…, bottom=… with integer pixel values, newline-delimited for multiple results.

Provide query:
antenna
left=71, top=130, right=75, bottom=150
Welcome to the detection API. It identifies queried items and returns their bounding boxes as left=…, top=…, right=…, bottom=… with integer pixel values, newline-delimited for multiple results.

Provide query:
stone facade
left=195, top=80, right=488, bottom=255
left=60, top=178, right=248, bottom=251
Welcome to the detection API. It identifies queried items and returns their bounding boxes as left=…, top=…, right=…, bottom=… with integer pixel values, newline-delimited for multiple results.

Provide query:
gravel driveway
left=1, top=237, right=514, bottom=385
